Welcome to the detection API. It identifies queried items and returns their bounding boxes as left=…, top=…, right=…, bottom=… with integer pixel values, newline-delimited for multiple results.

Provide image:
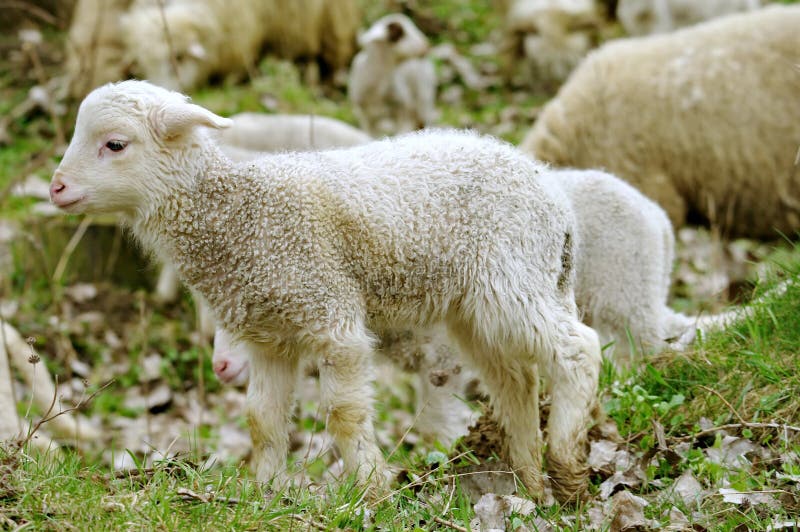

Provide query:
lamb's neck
left=362, top=44, right=400, bottom=84
left=129, top=142, right=235, bottom=262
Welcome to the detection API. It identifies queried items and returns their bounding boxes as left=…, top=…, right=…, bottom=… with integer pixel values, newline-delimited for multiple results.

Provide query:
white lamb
left=543, top=169, right=737, bottom=361
left=50, top=80, right=601, bottom=502
left=121, top=0, right=360, bottom=90
left=348, top=14, right=438, bottom=137
left=213, top=168, right=769, bottom=450
left=617, top=0, right=761, bottom=36
left=215, top=113, right=372, bottom=155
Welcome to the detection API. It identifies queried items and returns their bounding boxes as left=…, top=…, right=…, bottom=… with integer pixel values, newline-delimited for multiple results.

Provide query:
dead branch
left=670, top=422, right=800, bottom=443
left=698, top=385, right=747, bottom=426
left=431, top=515, right=469, bottom=532
left=176, top=487, right=242, bottom=506
left=21, top=41, right=65, bottom=147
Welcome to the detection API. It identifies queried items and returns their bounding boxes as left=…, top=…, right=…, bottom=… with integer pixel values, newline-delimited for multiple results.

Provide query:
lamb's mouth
left=222, top=364, right=246, bottom=384
left=55, top=196, right=87, bottom=211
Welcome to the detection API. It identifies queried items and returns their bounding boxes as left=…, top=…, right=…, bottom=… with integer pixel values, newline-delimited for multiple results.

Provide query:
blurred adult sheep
left=64, top=0, right=133, bottom=98
left=348, top=14, right=437, bottom=137
left=520, top=5, right=800, bottom=239
left=500, top=0, right=604, bottom=90
left=617, top=0, right=760, bottom=36
left=120, top=0, right=361, bottom=90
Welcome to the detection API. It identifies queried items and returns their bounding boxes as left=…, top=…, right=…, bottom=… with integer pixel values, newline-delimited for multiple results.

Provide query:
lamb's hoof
left=546, top=453, right=589, bottom=505
left=516, top=468, right=546, bottom=502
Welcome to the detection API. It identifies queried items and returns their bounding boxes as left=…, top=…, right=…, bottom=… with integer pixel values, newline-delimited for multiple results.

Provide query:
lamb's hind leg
left=448, top=321, right=545, bottom=498
left=543, top=320, right=601, bottom=503
left=315, top=326, right=388, bottom=495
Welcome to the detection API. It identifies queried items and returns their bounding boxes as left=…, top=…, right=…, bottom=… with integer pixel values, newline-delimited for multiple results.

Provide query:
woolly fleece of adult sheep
left=521, top=5, right=800, bottom=239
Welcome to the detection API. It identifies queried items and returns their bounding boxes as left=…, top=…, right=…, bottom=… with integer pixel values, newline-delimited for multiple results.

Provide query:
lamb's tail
left=668, top=277, right=794, bottom=350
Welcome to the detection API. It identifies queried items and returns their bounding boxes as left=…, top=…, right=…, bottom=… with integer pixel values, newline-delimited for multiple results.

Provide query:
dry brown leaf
left=456, top=462, right=516, bottom=504
left=663, top=507, right=690, bottom=531
left=599, top=469, right=646, bottom=500
left=671, top=470, right=704, bottom=507
left=610, top=491, right=657, bottom=531
left=705, top=435, right=766, bottom=467
left=589, top=439, right=619, bottom=473
left=473, top=493, right=542, bottom=532
left=585, top=502, right=607, bottom=531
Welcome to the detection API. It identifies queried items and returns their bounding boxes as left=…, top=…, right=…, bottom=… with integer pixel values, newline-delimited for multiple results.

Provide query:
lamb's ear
left=150, top=101, right=232, bottom=140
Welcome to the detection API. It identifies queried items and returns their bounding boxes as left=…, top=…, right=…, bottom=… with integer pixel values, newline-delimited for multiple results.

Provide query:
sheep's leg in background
left=154, top=262, right=181, bottom=304
left=543, top=320, right=601, bottom=503
left=413, top=337, right=474, bottom=447
left=246, top=342, right=300, bottom=488
left=191, top=291, right=216, bottom=340
left=315, top=326, right=388, bottom=494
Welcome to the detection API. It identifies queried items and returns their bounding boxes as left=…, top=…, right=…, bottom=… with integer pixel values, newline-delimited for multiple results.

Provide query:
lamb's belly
left=363, top=284, right=453, bottom=331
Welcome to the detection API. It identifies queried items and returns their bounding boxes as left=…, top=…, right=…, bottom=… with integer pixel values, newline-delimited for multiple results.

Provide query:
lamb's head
left=359, top=14, right=430, bottom=60
left=50, top=80, right=231, bottom=216
left=212, top=329, right=250, bottom=387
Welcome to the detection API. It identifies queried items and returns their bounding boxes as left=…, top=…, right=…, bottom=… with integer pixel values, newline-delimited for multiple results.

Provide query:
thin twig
left=176, top=487, right=243, bottom=506
left=670, top=422, right=800, bottom=443
left=387, top=396, right=431, bottom=461
left=23, top=373, right=57, bottom=444
left=52, top=216, right=94, bottom=284
left=21, top=379, right=113, bottom=447
left=432, top=515, right=469, bottom=532
left=22, top=339, right=38, bottom=420
left=110, top=466, right=160, bottom=480
left=698, top=385, right=747, bottom=425
left=155, top=0, right=181, bottom=87
left=286, top=513, right=327, bottom=531
left=22, top=43, right=65, bottom=147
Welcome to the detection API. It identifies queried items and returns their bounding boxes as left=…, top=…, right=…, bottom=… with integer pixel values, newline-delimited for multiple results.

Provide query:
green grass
left=1, top=263, right=797, bottom=530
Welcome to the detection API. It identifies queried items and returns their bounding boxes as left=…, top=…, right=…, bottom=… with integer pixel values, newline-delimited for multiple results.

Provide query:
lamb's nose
left=213, top=360, right=228, bottom=375
left=49, top=178, right=66, bottom=201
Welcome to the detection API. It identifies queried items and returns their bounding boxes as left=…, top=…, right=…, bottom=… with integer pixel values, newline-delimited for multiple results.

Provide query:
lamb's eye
left=105, top=140, right=127, bottom=152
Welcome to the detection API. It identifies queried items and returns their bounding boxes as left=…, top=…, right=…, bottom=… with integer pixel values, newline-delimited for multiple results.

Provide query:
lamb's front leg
left=246, top=342, right=300, bottom=488
left=316, top=331, right=388, bottom=495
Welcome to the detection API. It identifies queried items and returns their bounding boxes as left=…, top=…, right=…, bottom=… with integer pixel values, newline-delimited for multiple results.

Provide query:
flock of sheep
left=40, top=0, right=800, bottom=503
